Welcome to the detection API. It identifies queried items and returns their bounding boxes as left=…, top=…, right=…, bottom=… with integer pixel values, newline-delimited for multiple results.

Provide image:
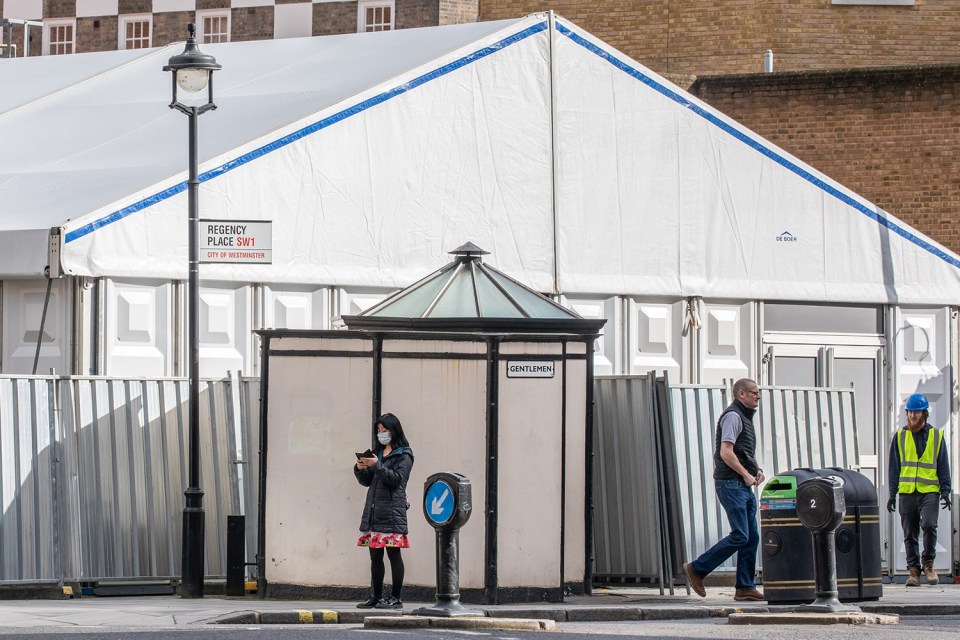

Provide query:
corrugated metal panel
left=0, top=377, right=58, bottom=581
left=0, top=374, right=261, bottom=584
left=592, top=376, right=661, bottom=580
left=592, top=378, right=860, bottom=581
left=238, top=376, right=260, bottom=570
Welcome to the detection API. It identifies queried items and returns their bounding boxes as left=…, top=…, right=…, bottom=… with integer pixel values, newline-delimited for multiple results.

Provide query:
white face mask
left=377, top=431, right=392, bottom=445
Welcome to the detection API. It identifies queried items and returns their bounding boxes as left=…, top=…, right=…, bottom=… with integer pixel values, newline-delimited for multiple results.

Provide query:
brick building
left=478, top=0, right=960, bottom=76
left=0, top=0, right=479, bottom=56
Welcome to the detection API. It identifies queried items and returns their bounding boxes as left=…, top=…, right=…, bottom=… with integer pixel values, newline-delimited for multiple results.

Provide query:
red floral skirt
left=357, top=532, right=410, bottom=548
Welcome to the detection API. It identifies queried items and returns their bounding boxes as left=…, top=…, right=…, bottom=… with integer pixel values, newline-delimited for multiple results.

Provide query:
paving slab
left=364, top=615, right=556, bottom=631
left=728, top=612, right=900, bottom=625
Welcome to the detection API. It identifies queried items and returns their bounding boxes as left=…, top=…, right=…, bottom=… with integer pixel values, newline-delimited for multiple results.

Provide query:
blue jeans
left=691, top=478, right=759, bottom=589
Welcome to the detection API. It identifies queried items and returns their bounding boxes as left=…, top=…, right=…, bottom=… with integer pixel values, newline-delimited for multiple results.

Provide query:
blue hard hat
left=905, top=393, right=929, bottom=411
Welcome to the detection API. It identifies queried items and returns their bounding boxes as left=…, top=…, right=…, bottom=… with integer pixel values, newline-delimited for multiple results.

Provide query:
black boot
left=356, top=595, right=379, bottom=608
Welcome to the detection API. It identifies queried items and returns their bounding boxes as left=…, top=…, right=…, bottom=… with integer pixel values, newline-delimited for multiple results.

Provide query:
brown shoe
left=734, top=587, right=765, bottom=601
left=683, top=562, right=706, bottom=597
left=906, top=567, right=920, bottom=587
left=923, top=562, right=939, bottom=586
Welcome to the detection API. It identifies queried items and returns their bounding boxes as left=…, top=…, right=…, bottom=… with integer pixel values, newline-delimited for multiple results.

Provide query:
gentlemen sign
left=199, top=220, right=272, bottom=263
left=506, top=361, right=555, bottom=378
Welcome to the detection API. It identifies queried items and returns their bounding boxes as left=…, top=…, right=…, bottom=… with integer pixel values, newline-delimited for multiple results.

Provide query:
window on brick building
left=120, top=16, right=152, bottom=50
left=45, top=19, right=76, bottom=55
left=198, top=10, right=231, bottom=44
left=358, top=0, right=395, bottom=33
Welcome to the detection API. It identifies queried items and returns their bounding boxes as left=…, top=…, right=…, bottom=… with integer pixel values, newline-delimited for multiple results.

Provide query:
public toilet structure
left=257, top=244, right=605, bottom=601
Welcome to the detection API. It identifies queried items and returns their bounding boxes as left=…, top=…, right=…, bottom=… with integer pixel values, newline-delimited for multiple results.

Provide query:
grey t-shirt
left=719, top=411, right=743, bottom=444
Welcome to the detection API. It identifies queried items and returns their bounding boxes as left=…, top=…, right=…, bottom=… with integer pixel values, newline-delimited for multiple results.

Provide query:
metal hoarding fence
left=0, top=374, right=259, bottom=584
left=592, top=376, right=859, bottom=584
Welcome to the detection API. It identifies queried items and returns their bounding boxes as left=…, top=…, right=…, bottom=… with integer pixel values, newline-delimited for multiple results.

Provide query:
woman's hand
left=357, top=455, right=377, bottom=470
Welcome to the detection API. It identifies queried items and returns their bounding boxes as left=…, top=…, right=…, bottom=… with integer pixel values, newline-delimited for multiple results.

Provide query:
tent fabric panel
left=551, top=26, right=682, bottom=297
left=552, top=18, right=960, bottom=304
left=0, top=19, right=525, bottom=235
left=60, top=18, right=557, bottom=291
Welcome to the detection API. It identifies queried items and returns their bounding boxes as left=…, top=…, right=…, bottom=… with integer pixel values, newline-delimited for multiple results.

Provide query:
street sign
left=425, top=479, right=455, bottom=526
left=506, top=361, right=555, bottom=378
left=199, top=219, right=272, bottom=263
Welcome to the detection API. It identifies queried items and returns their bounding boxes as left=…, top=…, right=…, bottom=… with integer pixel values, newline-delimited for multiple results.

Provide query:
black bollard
left=794, top=477, right=860, bottom=613
left=413, top=473, right=482, bottom=617
left=226, top=515, right=245, bottom=597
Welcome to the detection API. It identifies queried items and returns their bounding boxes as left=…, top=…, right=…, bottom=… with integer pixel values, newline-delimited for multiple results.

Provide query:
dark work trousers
left=898, top=492, right=940, bottom=568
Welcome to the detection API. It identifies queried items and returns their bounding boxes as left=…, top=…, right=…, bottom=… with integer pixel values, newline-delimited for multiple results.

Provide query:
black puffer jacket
left=354, top=447, right=414, bottom=534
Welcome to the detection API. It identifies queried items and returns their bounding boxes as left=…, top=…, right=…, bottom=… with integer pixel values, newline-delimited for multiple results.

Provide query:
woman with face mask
left=354, top=413, right=414, bottom=609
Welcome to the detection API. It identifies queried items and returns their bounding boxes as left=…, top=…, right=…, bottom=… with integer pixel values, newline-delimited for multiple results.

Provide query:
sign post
left=413, top=472, right=481, bottom=617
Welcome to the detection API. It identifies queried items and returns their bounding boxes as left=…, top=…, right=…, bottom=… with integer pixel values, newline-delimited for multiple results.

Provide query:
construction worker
left=887, top=393, right=952, bottom=586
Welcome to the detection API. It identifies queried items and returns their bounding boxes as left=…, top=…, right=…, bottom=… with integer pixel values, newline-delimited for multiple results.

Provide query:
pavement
left=0, top=582, right=957, bottom=629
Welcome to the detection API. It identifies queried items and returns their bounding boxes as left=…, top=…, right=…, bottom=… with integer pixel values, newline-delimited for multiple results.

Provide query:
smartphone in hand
left=355, top=449, right=374, bottom=459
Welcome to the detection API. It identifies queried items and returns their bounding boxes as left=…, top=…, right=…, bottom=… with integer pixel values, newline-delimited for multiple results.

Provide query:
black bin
left=760, top=467, right=882, bottom=604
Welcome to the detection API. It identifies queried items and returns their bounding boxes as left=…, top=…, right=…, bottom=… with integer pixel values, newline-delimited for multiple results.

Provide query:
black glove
left=941, top=494, right=952, bottom=511
left=886, top=497, right=896, bottom=513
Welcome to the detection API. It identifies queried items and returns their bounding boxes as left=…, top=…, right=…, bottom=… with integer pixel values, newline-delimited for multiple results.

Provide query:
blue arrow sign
left=425, top=479, right=454, bottom=525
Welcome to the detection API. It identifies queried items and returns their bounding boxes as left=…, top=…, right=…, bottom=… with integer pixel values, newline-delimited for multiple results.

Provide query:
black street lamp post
left=163, top=23, right=221, bottom=599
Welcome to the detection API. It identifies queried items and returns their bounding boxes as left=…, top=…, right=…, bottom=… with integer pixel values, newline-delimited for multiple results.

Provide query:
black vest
left=713, top=399, right=759, bottom=480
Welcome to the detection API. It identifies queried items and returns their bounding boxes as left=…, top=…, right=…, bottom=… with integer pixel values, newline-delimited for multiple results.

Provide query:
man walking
left=684, top=378, right=764, bottom=601
left=887, top=393, right=952, bottom=586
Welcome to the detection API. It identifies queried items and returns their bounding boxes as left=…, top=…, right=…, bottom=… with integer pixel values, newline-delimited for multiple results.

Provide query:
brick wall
left=689, top=66, right=960, bottom=254
left=231, top=6, right=274, bottom=42
left=439, top=0, right=477, bottom=25
left=43, top=0, right=75, bottom=20
left=153, top=11, right=194, bottom=47
left=479, top=1, right=960, bottom=76
left=397, top=0, right=440, bottom=30
left=314, top=2, right=356, bottom=35
left=77, top=16, right=117, bottom=52
left=119, top=0, right=151, bottom=14
left=197, top=0, right=230, bottom=10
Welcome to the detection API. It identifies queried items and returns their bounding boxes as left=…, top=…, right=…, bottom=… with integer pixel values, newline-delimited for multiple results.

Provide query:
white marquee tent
left=3, top=13, right=960, bottom=302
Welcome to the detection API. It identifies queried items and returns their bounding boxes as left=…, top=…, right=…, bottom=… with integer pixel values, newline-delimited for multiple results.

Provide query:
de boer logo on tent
left=776, top=231, right=797, bottom=242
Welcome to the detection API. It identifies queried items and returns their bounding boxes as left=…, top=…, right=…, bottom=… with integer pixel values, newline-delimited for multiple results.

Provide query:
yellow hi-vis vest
left=897, top=426, right=943, bottom=494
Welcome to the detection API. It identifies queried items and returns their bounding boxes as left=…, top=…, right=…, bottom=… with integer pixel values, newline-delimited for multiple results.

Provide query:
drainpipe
left=763, top=50, right=774, bottom=73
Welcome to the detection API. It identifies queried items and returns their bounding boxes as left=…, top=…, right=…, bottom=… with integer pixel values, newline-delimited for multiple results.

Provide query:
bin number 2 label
left=808, top=498, right=816, bottom=508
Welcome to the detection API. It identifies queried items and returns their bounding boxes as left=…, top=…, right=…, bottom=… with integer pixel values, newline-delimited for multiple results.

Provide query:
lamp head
left=163, top=23, right=221, bottom=100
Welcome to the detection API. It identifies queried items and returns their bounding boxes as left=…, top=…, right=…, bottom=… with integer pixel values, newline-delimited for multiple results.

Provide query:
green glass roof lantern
left=343, top=242, right=604, bottom=333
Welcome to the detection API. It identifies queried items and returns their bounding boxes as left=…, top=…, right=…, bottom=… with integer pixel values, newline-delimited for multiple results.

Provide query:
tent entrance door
left=762, top=339, right=884, bottom=488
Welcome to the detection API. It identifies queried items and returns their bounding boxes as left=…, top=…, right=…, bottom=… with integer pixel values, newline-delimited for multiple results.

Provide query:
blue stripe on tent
left=554, top=21, right=960, bottom=270
left=65, top=21, right=548, bottom=244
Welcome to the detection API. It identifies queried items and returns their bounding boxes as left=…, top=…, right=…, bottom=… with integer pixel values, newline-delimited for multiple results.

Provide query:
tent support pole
left=548, top=10, right=561, bottom=298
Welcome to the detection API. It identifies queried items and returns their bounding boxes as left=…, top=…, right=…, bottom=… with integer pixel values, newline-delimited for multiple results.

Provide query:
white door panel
left=338, top=287, right=393, bottom=318
left=192, top=282, right=251, bottom=377
left=262, top=285, right=329, bottom=330
left=564, top=296, right=619, bottom=375
left=627, top=299, right=682, bottom=380
left=699, top=301, right=753, bottom=385
left=1, top=279, right=71, bottom=374
left=892, top=306, right=954, bottom=574
left=103, top=278, right=172, bottom=377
